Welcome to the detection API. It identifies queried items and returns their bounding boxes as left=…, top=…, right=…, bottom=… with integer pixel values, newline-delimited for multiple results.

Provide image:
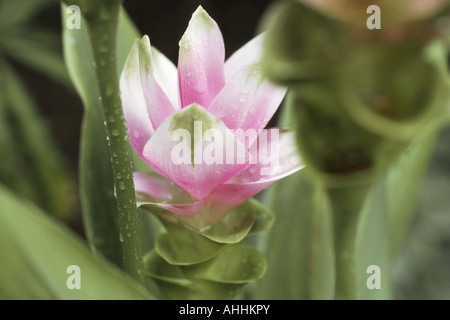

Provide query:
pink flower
left=120, top=6, right=302, bottom=221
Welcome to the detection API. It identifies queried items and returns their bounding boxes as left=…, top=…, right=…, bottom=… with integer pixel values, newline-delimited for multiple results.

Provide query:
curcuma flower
left=120, top=6, right=302, bottom=222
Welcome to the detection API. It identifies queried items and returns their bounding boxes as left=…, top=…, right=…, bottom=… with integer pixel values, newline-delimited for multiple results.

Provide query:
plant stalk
left=327, top=184, right=370, bottom=300
left=82, top=0, right=144, bottom=285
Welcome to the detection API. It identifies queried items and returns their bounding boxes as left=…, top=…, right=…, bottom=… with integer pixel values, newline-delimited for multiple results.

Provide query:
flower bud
left=260, top=0, right=353, bottom=84
left=288, top=84, right=407, bottom=187
left=338, top=41, right=450, bottom=142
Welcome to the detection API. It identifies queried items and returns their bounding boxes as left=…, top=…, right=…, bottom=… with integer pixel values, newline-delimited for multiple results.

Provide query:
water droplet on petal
left=132, top=130, right=140, bottom=138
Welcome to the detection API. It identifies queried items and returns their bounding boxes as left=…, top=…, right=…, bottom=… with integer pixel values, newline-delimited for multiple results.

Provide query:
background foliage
left=0, top=0, right=449, bottom=299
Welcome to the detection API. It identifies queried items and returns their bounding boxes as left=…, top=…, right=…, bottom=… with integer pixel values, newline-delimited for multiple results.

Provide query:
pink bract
left=120, top=6, right=303, bottom=219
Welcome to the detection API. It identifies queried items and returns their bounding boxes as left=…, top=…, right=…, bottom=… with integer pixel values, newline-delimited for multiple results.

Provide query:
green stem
left=327, top=184, right=370, bottom=300
left=82, top=1, right=144, bottom=285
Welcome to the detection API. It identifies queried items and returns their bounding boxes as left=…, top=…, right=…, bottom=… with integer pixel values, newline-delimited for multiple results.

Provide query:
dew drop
left=119, top=181, right=126, bottom=190
left=111, top=129, right=120, bottom=136
left=119, top=233, right=124, bottom=242
left=105, top=84, right=114, bottom=97
left=199, top=225, right=212, bottom=232
left=99, top=7, right=111, bottom=21
left=109, top=116, right=115, bottom=123
left=117, top=172, right=122, bottom=179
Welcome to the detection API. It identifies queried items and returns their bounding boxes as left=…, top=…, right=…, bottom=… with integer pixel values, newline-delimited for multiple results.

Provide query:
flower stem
left=82, top=0, right=144, bottom=285
left=327, top=184, right=370, bottom=300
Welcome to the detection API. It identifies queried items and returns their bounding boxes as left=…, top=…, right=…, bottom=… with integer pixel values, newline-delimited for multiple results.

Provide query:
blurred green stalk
left=328, top=185, right=370, bottom=300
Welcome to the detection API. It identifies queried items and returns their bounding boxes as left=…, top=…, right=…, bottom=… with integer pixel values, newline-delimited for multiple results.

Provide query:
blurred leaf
left=254, top=93, right=334, bottom=300
left=0, top=59, right=75, bottom=221
left=354, top=181, right=392, bottom=299
left=0, top=0, right=52, bottom=29
left=1, top=36, right=73, bottom=88
left=0, top=71, right=36, bottom=199
left=254, top=170, right=334, bottom=299
left=393, top=124, right=450, bottom=299
left=116, top=7, right=141, bottom=72
left=385, top=123, right=442, bottom=256
left=0, top=185, right=153, bottom=300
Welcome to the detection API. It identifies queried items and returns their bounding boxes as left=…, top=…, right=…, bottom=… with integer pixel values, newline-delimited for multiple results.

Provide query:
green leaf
left=62, top=4, right=122, bottom=265
left=183, top=200, right=257, bottom=244
left=254, top=171, right=334, bottom=299
left=247, top=198, right=275, bottom=235
left=186, top=244, right=267, bottom=284
left=144, top=251, right=239, bottom=300
left=140, top=198, right=265, bottom=245
left=155, top=222, right=224, bottom=266
left=0, top=186, right=153, bottom=300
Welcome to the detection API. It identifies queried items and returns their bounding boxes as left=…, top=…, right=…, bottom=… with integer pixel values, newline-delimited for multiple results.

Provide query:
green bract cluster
left=261, top=0, right=450, bottom=187
left=138, top=197, right=274, bottom=299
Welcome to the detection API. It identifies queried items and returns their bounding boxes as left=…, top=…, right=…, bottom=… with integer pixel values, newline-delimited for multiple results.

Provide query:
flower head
left=120, top=6, right=302, bottom=221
